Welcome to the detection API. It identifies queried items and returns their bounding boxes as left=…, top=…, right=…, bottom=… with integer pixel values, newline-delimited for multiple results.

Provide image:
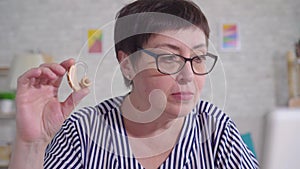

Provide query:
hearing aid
left=67, top=61, right=92, bottom=91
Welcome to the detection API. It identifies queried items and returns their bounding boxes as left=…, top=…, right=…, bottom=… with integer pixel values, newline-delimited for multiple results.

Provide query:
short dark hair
left=114, top=0, right=210, bottom=86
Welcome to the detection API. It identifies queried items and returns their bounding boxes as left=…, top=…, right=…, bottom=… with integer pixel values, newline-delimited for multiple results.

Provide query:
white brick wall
left=0, top=0, right=299, bottom=162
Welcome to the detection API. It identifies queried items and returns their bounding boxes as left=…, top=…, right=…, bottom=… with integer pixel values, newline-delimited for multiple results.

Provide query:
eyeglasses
left=138, top=47, right=218, bottom=75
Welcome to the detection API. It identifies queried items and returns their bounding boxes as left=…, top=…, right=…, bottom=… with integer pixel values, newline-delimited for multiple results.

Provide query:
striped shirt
left=44, top=96, right=259, bottom=168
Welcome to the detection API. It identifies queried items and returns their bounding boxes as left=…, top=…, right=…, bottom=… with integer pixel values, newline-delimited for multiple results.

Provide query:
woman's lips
left=171, top=92, right=194, bottom=101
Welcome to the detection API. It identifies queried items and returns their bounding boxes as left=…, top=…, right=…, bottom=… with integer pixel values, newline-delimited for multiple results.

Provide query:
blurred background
left=0, top=0, right=299, bottom=167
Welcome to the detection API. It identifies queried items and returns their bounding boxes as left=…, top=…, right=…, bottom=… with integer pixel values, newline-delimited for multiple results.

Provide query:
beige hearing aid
left=67, top=61, right=92, bottom=91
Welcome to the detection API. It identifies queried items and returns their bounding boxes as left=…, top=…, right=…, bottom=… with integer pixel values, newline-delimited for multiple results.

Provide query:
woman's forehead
left=145, top=27, right=207, bottom=50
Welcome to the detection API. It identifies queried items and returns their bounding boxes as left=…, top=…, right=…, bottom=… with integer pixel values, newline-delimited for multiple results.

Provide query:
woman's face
left=128, top=27, right=207, bottom=120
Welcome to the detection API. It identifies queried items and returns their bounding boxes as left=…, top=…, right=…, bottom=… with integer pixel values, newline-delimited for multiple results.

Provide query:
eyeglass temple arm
left=137, top=47, right=158, bottom=58
left=207, top=52, right=218, bottom=60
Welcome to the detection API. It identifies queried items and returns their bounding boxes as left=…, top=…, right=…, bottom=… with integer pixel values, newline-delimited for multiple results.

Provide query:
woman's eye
left=193, top=56, right=206, bottom=63
left=161, top=55, right=180, bottom=62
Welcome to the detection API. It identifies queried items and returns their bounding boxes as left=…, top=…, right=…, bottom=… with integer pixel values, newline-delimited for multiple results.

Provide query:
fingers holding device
left=67, top=61, right=92, bottom=91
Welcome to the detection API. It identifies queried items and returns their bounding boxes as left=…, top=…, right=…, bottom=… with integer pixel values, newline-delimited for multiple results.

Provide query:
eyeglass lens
left=157, top=54, right=216, bottom=75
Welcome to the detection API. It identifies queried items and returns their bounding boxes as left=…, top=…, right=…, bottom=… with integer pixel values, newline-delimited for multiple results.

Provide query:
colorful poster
left=221, top=23, right=240, bottom=51
left=88, top=29, right=102, bottom=53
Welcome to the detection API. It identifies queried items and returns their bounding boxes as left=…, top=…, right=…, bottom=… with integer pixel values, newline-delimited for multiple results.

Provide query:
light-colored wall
left=0, top=0, right=299, bottom=162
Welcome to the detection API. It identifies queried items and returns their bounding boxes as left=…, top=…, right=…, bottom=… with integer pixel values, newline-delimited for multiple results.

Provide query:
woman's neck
left=121, top=94, right=186, bottom=160
left=122, top=111, right=185, bottom=159
left=124, top=113, right=185, bottom=138
left=121, top=94, right=185, bottom=138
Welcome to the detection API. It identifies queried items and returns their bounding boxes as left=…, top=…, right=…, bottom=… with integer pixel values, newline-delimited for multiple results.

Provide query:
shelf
left=289, top=97, right=300, bottom=107
left=0, top=144, right=11, bottom=168
left=0, top=113, right=15, bottom=119
left=0, top=160, right=8, bottom=167
left=0, top=67, right=9, bottom=76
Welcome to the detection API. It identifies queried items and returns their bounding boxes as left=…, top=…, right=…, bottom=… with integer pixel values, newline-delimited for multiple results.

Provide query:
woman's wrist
left=9, top=138, right=48, bottom=169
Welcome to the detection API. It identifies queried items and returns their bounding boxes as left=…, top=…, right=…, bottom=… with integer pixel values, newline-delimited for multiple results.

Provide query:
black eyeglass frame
left=137, top=47, right=218, bottom=75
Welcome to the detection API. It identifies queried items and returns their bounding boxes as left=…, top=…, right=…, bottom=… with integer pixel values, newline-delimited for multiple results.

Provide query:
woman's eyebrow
left=153, top=44, right=180, bottom=51
left=152, top=43, right=206, bottom=51
left=192, top=44, right=206, bottom=50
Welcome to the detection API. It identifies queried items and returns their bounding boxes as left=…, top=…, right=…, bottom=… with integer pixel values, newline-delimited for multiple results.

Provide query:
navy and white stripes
left=44, top=96, right=259, bottom=168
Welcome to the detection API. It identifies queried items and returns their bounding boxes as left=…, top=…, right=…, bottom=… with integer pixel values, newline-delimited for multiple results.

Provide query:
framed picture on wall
left=88, top=29, right=103, bottom=53
left=220, top=23, right=240, bottom=51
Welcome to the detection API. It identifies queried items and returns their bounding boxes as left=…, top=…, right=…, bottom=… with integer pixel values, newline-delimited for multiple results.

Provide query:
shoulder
left=194, top=100, right=242, bottom=141
left=60, top=96, right=125, bottom=140
left=44, top=96, right=124, bottom=168
left=193, top=100, right=242, bottom=152
left=95, top=96, right=124, bottom=115
left=69, top=96, right=124, bottom=122
left=194, top=100, right=231, bottom=126
left=194, top=100, right=259, bottom=168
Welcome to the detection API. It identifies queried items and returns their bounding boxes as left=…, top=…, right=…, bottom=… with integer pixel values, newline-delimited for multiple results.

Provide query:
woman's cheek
left=195, top=76, right=206, bottom=94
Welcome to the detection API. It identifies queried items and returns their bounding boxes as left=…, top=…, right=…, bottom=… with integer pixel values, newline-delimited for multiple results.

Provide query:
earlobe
left=117, top=50, right=127, bottom=63
left=118, top=51, right=134, bottom=80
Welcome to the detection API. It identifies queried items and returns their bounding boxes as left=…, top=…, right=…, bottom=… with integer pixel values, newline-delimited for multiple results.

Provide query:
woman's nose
left=175, top=61, right=194, bottom=84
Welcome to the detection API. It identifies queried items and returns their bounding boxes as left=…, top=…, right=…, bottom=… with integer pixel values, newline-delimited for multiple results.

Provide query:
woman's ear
left=118, top=50, right=134, bottom=80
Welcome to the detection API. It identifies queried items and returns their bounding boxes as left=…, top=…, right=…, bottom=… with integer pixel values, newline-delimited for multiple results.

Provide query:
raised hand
left=9, top=58, right=89, bottom=169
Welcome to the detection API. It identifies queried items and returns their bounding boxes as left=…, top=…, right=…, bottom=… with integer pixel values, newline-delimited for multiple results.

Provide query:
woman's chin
left=164, top=102, right=196, bottom=119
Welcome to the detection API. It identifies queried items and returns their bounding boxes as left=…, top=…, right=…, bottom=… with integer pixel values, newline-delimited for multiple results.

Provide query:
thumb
left=61, top=88, right=90, bottom=118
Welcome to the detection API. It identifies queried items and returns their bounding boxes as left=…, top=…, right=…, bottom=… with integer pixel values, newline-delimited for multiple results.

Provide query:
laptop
left=261, top=108, right=300, bottom=169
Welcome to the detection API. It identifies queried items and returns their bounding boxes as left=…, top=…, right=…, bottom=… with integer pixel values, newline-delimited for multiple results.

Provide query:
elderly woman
left=9, top=0, right=258, bottom=168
